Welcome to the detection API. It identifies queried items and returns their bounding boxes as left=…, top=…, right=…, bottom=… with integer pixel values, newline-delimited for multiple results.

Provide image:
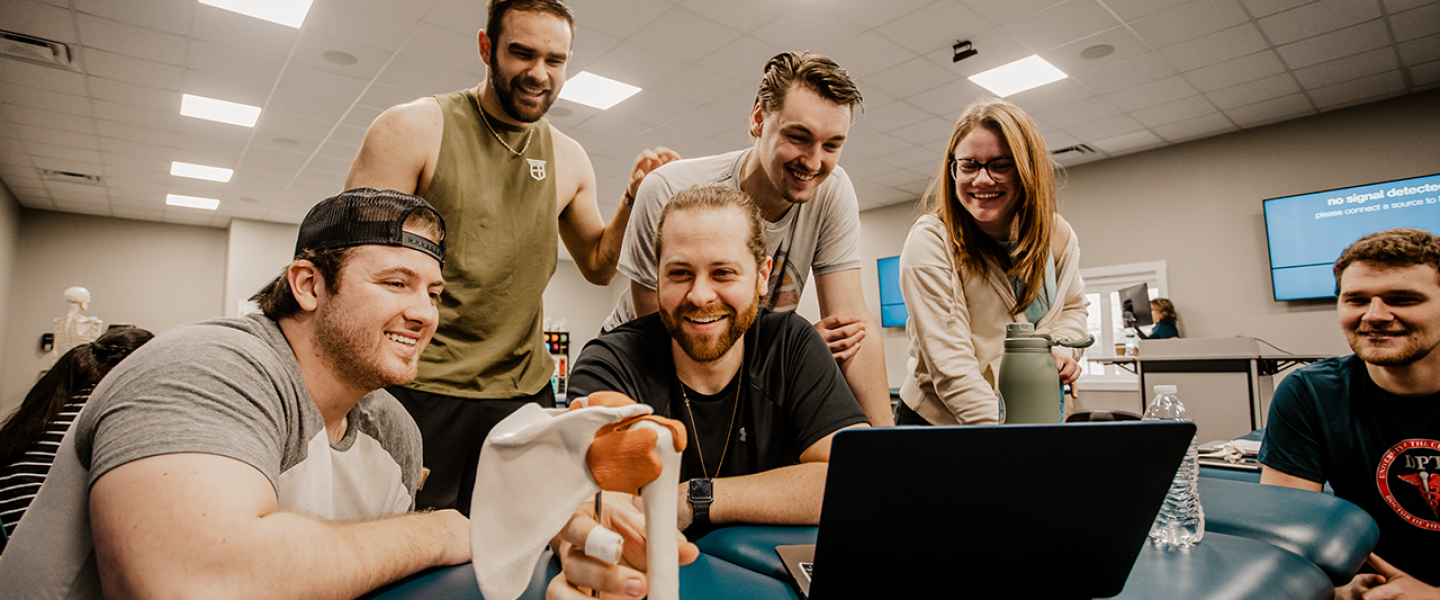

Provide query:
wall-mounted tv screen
left=1264, top=172, right=1440, bottom=301
left=877, top=256, right=908, bottom=327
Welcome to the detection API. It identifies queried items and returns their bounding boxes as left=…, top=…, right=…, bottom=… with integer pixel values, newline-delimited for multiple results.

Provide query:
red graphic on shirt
left=1397, top=473, right=1440, bottom=520
left=1375, top=439, right=1440, bottom=531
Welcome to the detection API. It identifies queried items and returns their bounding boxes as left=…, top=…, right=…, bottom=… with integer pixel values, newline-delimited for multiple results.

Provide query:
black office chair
left=1066, top=410, right=1142, bottom=423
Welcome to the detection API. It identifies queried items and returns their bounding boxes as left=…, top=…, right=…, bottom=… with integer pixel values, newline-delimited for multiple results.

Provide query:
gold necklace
left=473, top=92, right=533, bottom=157
left=679, top=371, right=742, bottom=479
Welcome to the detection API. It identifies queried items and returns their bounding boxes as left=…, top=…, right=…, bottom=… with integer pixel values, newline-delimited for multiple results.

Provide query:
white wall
left=1, top=211, right=228, bottom=416
left=225, top=219, right=300, bottom=317
left=0, top=184, right=20, bottom=417
left=543, top=260, right=629, bottom=361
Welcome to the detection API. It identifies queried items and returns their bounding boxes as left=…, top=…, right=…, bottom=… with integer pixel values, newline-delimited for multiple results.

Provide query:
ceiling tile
left=357, top=84, right=425, bottom=111
left=646, top=65, right=748, bottom=107
left=1308, top=70, right=1407, bottom=108
left=1411, top=59, right=1440, bottom=87
left=96, top=119, right=176, bottom=148
left=1005, top=78, right=1098, bottom=114
left=958, top=0, right=1066, bottom=25
left=76, top=13, right=187, bottom=66
left=23, top=141, right=102, bottom=164
left=84, top=49, right=184, bottom=91
left=584, top=42, right=689, bottom=89
left=398, top=23, right=483, bottom=65
left=1091, top=130, right=1165, bottom=155
left=14, top=125, right=99, bottom=150
left=628, top=7, right=743, bottom=63
left=292, top=30, right=398, bottom=82
left=891, top=116, right=959, bottom=146
left=100, top=153, right=170, bottom=172
left=190, top=4, right=300, bottom=62
left=33, top=156, right=104, bottom=177
left=93, top=100, right=183, bottom=132
left=694, top=35, right=784, bottom=83
left=877, top=1, right=993, bottom=55
left=1102, top=0, right=1192, bottom=20
left=604, top=91, right=699, bottom=127
left=827, top=32, right=919, bottom=79
left=1071, top=53, right=1180, bottom=94
left=1131, top=0, right=1250, bottom=47
left=87, top=77, right=177, bottom=110
left=374, top=54, right=476, bottom=95
left=1224, top=92, right=1314, bottom=126
left=678, top=0, right=796, bottom=33
left=666, top=105, right=742, bottom=138
left=181, top=70, right=271, bottom=108
left=0, top=86, right=91, bottom=116
left=255, top=111, right=337, bottom=141
left=860, top=102, right=935, bottom=131
left=859, top=57, right=960, bottom=101
left=1239, top=0, right=1315, bottom=18
left=0, top=61, right=88, bottom=96
left=1037, top=96, right=1123, bottom=128
left=1063, top=114, right=1146, bottom=140
left=102, top=164, right=171, bottom=185
left=1000, top=0, right=1121, bottom=53
left=305, top=0, right=418, bottom=53
left=1293, top=47, right=1398, bottom=89
left=904, top=78, right=992, bottom=118
left=1042, top=27, right=1152, bottom=77
left=1105, top=75, right=1199, bottom=111
left=1383, top=0, right=1437, bottom=12
left=840, top=128, right=912, bottom=162
left=1129, top=95, right=1219, bottom=127
left=1391, top=3, right=1440, bottom=42
left=1, top=0, right=78, bottom=43
left=1258, top=0, right=1382, bottom=46
left=186, top=40, right=285, bottom=88
left=8, top=106, right=94, bottom=134
left=1158, top=24, right=1269, bottom=72
left=1276, top=20, right=1391, bottom=69
left=1205, top=73, right=1302, bottom=108
left=1400, top=33, right=1440, bottom=66
left=568, top=27, right=621, bottom=74
left=98, top=136, right=172, bottom=160
left=1184, top=50, right=1287, bottom=91
left=278, top=63, right=371, bottom=101
left=569, top=0, right=672, bottom=39
left=74, top=0, right=194, bottom=35
left=830, top=0, right=934, bottom=29
left=751, top=7, right=867, bottom=54
left=416, top=0, right=481, bottom=35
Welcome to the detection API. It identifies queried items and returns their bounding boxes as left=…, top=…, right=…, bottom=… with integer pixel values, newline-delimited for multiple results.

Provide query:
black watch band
left=687, top=478, right=714, bottom=529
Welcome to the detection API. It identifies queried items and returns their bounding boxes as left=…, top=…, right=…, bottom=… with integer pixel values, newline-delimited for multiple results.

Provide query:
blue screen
left=878, top=256, right=908, bottom=327
left=1264, top=173, right=1440, bottom=301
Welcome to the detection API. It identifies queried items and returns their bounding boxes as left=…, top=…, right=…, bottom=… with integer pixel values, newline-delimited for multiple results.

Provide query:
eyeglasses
left=951, top=157, right=1016, bottom=182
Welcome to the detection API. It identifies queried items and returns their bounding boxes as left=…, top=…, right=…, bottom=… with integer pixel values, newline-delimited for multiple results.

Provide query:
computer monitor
left=1119, top=283, right=1153, bottom=328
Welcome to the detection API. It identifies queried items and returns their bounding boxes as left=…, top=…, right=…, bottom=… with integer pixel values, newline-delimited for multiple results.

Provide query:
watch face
left=689, top=478, right=714, bottom=500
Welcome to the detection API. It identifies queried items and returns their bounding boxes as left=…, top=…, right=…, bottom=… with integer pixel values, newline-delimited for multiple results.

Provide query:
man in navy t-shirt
left=1261, top=228, right=1440, bottom=598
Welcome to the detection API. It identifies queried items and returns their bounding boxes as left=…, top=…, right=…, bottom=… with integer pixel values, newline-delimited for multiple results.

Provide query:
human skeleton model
left=48, top=286, right=103, bottom=366
left=471, top=391, right=687, bottom=600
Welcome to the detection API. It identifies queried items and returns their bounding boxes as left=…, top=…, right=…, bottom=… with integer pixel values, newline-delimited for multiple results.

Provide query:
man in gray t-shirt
left=0, top=188, right=668, bottom=600
left=605, top=52, right=893, bottom=426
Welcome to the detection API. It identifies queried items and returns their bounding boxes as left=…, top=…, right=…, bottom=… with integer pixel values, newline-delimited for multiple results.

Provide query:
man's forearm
left=711, top=462, right=828, bottom=526
left=570, top=200, right=632, bottom=284
left=843, top=317, right=894, bottom=427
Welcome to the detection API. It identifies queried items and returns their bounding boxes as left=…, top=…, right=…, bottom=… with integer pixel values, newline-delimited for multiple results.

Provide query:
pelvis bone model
left=470, top=391, right=688, bottom=600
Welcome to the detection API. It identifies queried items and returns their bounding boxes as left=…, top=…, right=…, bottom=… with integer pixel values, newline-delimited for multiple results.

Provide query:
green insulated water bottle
left=997, top=323, right=1094, bottom=424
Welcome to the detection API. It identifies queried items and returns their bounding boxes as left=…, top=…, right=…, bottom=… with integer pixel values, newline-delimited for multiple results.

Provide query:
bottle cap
left=1153, top=385, right=1177, bottom=394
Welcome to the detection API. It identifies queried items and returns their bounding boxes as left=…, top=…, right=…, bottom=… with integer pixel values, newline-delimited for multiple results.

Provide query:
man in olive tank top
left=346, top=0, right=677, bottom=513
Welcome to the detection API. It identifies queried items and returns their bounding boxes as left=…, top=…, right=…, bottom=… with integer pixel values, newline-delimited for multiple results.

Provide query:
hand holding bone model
left=471, top=391, right=692, bottom=600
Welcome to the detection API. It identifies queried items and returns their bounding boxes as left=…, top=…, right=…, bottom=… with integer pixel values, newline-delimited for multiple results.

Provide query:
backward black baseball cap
left=295, top=188, right=446, bottom=265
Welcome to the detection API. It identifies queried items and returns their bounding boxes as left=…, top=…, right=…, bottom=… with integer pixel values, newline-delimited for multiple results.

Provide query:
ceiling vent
left=1051, top=144, right=1097, bottom=157
left=0, top=30, right=78, bottom=71
left=38, top=168, right=103, bottom=186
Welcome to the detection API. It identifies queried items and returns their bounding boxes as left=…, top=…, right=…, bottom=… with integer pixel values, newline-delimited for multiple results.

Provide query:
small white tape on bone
left=585, top=525, right=623, bottom=565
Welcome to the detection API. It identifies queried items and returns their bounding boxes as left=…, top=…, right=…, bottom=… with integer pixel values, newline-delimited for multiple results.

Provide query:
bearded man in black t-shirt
left=569, top=183, right=869, bottom=535
left=1261, top=228, right=1440, bottom=599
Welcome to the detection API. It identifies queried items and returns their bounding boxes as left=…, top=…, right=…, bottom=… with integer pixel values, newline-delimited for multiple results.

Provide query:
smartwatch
left=687, top=478, right=713, bottom=529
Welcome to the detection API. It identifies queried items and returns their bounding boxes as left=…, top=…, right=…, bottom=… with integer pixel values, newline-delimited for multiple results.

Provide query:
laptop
left=778, top=421, right=1195, bottom=599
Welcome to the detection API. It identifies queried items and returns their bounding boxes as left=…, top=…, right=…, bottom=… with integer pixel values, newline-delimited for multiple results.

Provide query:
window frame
left=1075, top=260, right=1168, bottom=391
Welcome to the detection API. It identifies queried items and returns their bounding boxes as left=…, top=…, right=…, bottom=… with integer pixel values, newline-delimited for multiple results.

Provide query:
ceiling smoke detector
left=0, top=30, right=78, bottom=71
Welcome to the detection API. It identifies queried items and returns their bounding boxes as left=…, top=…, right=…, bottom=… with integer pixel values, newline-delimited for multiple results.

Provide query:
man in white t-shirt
left=604, top=52, right=893, bottom=426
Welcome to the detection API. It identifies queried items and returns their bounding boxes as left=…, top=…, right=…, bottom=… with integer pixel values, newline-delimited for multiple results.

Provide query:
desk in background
left=1092, top=337, right=1329, bottom=441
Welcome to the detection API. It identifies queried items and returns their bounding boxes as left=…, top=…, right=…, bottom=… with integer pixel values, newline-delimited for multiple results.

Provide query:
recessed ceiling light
left=181, top=94, right=261, bottom=127
left=1080, top=44, right=1115, bottom=60
left=199, top=0, right=315, bottom=28
left=171, top=161, right=233, bottom=182
left=166, top=194, right=221, bottom=210
left=558, top=71, right=641, bottom=110
left=322, top=50, right=357, bottom=66
left=968, top=55, right=1068, bottom=98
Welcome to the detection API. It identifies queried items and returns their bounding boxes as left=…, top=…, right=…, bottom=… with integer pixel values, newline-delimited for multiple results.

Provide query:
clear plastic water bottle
left=1144, top=384, right=1204, bottom=548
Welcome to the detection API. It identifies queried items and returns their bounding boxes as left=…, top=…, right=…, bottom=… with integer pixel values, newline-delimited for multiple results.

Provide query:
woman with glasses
left=895, top=98, right=1089, bottom=426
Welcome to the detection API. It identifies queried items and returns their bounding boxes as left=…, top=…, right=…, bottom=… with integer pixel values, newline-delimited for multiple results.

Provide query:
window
left=1076, top=261, right=1168, bottom=388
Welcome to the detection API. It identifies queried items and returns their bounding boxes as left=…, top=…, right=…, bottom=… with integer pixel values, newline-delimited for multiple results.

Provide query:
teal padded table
left=1114, top=532, right=1331, bottom=600
left=1200, top=477, right=1377, bottom=583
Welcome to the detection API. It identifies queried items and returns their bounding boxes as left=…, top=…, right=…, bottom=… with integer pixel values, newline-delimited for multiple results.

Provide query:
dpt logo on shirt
left=527, top=159, right=547, bottom=181
left=1375, top=439, right=1440, bottom=531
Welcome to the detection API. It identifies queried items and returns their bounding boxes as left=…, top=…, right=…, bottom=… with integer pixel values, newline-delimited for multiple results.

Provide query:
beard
left=1348, top=326, right=1439, bottom=367
left=489, top=50, right=557, bottom=123
left=660, top=292, right=760, bottom=363
left=313, top=301, right=418, bottom=392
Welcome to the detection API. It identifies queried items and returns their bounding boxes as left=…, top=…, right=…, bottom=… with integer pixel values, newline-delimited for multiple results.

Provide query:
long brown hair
left=922, top=98, right=1057, bottom=316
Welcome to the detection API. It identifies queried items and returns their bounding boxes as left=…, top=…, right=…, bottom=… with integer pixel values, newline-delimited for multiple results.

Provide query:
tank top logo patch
left=527, top=159, right=547, bottom=181
left=1375, top=439, right=1440, bottom=531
